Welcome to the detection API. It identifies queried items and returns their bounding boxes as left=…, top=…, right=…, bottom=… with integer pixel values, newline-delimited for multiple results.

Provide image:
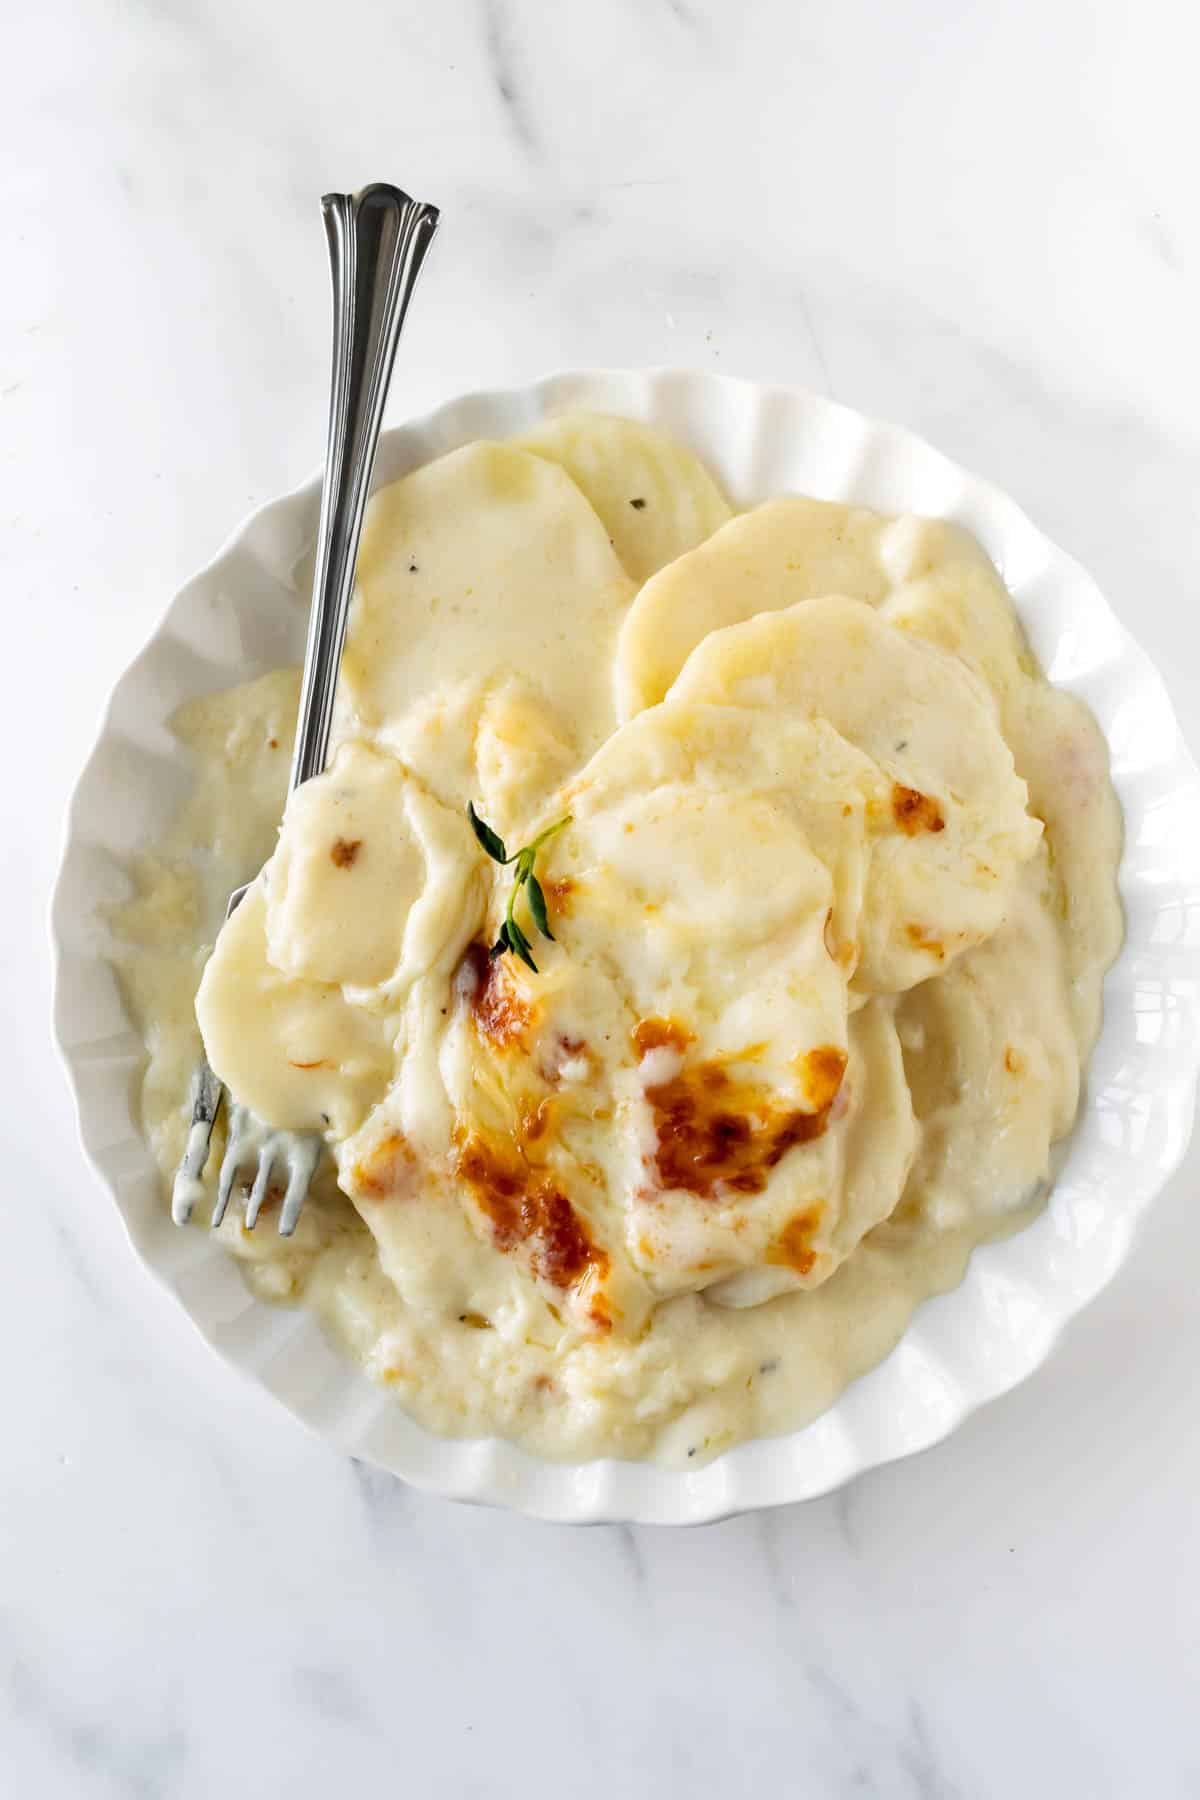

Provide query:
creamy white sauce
left=108, top=414, right=1123, bottom=1466
left=171, top=1116, right=214, bottom=1225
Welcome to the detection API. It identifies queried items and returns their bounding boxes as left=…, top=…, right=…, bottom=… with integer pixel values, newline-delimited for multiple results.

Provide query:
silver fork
left=171, top=182, right=440, bottom=1236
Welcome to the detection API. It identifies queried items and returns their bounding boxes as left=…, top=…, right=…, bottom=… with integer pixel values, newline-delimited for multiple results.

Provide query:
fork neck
left=289, top=184, right=440, bottom=793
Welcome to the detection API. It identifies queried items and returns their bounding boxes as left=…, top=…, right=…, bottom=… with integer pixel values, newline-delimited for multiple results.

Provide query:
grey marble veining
left=4, top=0, right=1200, bottom=1793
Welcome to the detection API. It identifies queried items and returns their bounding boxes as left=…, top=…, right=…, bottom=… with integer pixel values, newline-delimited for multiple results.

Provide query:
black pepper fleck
left=630, top=496, right=646, bottom=510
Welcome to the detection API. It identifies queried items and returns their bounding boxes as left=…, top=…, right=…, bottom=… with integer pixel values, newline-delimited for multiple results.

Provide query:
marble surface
left=5, top=0, right=1200, bottom=1792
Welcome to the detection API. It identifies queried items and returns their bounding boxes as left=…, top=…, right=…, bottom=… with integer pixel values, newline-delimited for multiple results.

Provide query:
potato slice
left=197, top=747, right=484, bottom=1135
left=894, top=849, right=1081, bottom=1231
left=263, top=742, right=479, bottom=994
left=515, top=410, right=732, bottom=583
left=335, top=440, right=636, bottom=822
left=668, top=596, right=1042, bottom=990
left=707, top=1000, right=917, bottom=1306
left=616, top=495, right=893, bottom=717
left=195, top=881, right=396, bottom=1138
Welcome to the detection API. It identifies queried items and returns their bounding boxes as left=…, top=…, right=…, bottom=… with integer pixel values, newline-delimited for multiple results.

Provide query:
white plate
left=51, top=369, right=1200, bottom=1524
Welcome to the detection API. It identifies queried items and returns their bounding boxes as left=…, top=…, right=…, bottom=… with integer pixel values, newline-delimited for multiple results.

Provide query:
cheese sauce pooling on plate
left=111, top=413, right=1122, bottom=1466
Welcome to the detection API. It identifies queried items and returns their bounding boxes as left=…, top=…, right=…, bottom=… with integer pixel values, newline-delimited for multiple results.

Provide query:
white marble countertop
left=6, top=0, right=1200, bottom=1792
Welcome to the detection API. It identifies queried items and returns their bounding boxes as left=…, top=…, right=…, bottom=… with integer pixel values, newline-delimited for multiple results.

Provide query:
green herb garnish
left=467, top=803, right=571, bottom=973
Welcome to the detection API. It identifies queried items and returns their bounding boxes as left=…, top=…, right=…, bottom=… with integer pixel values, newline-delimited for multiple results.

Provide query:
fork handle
left=289, top=184, right=440, bottom=791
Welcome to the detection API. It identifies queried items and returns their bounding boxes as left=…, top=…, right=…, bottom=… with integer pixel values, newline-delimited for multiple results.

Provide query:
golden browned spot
left=330, top=836, right=362, bottom=868
left=1004, top=1046, right=1025, bottom=1075
left=797, top=1046, right=849, bottom=1112
left=538, top=1031, right=591, bottom=1085
left=464, top=942, right=533, bottom=1048
left=456, top=1134, right=522, bottom=1224
left=767, top=1207, right=823, bottom=1275
left=544, top=877, right=575, bottom=916
left=288, top=1058, right=327, bottom=1070
left=520, top=1095, right=555, bottom=1147
left=632, top=1016, right=694, bottom=1058
left=906, top=923, right=945, bottom=960
left=458, top=1311, right=491, bottom=1330
left=535, top=1195, right=599, bottom=1289
left=892, top=784, right=945, bottom=835
left=268, top=736, right=280, bottom=749
left=348, top=1131, right=414, bottom=1201
left=822, top=909, right=857, bottom=971
left=644, top=1053, right=844, bottom=1200
left=588, top=1295, right=613, bottom=1334
left=455, top=1133, right=609, bottom=1294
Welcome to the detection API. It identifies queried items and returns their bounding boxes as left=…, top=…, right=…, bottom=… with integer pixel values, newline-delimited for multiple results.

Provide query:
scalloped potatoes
left=116, top=413, right=1122, bottom=1465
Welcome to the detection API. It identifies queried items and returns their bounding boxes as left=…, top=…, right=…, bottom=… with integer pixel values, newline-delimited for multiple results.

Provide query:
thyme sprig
left=467, top=804, right=571, bottom=973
